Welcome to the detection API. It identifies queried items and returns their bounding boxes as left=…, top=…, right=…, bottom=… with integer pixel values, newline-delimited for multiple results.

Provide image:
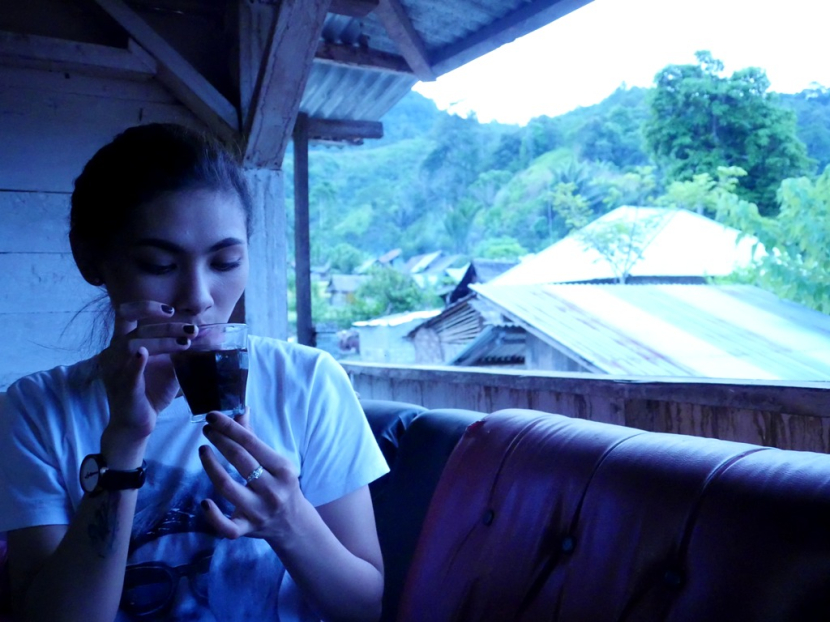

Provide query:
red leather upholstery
left=398, top=409, right=830, bottom=622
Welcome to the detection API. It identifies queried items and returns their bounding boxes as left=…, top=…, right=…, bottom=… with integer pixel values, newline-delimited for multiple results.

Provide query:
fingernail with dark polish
left=201, top=499, right=210, bottom=511
left=176, top=336, right=189, bottom=346
left=184, top=324, right=196, bottom=334
left=162, top=304, right=174, bottom=314
left=202, top=426, right=211, bottom=438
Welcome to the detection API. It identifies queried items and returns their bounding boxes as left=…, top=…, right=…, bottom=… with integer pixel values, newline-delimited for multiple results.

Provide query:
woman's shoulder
left=247, top=336, right=336, bottom=371
left=6, top=356, right=100, bottom=410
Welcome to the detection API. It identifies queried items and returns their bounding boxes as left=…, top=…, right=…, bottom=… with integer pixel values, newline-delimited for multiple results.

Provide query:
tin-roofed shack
left=0, top=0, right=592, bottom=387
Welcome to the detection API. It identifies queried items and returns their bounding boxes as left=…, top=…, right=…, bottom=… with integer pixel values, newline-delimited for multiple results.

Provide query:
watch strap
left=100, top=460, right=147, bottom=490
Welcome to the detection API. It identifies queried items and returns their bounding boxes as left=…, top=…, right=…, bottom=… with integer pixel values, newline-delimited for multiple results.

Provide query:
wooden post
left=244, top=168, right=288, bottom=340
left=293, top=113, right=314, bottom=346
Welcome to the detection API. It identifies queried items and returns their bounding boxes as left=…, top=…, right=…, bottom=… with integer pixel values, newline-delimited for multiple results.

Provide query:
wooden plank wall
left=343, top=362, right=830, bottom=453
left=0, top=65, right=200, bottom=389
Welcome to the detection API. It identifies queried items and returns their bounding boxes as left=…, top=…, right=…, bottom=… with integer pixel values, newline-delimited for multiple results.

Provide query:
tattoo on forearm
left=87, top=493, right=121, bottom=558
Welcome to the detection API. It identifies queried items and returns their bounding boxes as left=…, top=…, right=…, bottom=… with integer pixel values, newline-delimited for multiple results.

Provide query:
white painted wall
left=0, top=66, right=201, bottom=389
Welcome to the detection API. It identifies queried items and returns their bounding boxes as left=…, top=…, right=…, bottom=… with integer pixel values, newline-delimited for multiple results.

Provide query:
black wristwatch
left=79, top=454, right=147, bottom=496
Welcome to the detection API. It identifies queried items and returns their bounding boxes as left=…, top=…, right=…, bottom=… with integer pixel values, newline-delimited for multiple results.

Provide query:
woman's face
left=99, top=188, right=249, bottom=325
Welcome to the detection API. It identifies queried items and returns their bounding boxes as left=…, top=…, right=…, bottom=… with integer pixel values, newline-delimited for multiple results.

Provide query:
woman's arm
left=8, top=302, right=196, bottom=622
left=9, top=432, right=147, bottom=622
left=10, top=490, right=139, bottom=622
left=200, top=413, right=384, bottom=622
left=272, top=487, right=383, bottom=622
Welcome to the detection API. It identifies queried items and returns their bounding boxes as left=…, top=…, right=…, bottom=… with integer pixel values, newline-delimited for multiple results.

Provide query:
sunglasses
left=120, top=548, right=213, bottom=618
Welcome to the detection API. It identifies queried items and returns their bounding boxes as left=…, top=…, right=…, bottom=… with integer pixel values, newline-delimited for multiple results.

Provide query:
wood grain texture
left=94, top=0, right=238, bottom=142
left=244, top=0, right=332, bottom=168
left=244, top=168, right=288, bottom=339
left=0, top=30, right=157, bottom=80
left=375, top=0, right=435, bottom=81
left=315, top=41, right=412, bottom=75
left=0, top=191, right=71, bottom=252
left=0, top=80, right=199, bottom=192
left=0, top=65, right=178, bottom=103
left=344, top=362, right=830, bottom=452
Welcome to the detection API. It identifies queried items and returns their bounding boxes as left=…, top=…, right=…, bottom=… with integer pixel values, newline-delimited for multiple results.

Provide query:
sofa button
left=482, top=509, right=495, bottom=525
left=663, top=570, right=683, bottom=587
left=561, top=536, right=575, bottom=553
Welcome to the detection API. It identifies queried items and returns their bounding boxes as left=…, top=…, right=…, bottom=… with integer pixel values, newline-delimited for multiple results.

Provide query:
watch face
left=80, top=455, right=102, bottom=493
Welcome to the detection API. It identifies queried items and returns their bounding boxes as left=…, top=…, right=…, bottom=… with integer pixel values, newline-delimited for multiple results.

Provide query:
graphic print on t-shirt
left=120, top=461, right=283, bottom=621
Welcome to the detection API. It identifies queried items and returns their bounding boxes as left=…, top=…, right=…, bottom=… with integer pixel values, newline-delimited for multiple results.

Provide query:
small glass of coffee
left=172, top=323, right=249, bottom=422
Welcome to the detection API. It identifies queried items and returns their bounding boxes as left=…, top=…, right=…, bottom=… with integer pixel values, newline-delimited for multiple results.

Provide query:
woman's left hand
left=198, top=411, right=305, bottom=544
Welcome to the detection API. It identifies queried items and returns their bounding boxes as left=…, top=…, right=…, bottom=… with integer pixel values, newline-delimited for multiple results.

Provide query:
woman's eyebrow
left=209, top=237, right=245, bottom=252
left=134, top=238, right=245, bottom=252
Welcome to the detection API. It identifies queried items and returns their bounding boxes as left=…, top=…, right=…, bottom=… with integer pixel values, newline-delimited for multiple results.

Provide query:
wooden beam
left=237, top=1, right=273, bottom=132
left=293, top=113, right=314, bottom=347
left=330, top=0, right=379, bottom=17
left=244, top=169, right=289, bottom=339
left=307, top=117, right=383, bottom=142
left=0, top=30, right=156, bottom=81
left=94, top=0, right=239, bottom=143
left=432, top=0, right=594, bottom=76
left=244, top=0, right=332, bottom=168
left=374, top=0, right=435, bottom=81
left=315, top=41, right=412, bottom=75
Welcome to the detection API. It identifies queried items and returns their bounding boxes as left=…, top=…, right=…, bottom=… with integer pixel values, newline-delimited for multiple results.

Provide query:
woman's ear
left=69, top=230, right=105, bottom=286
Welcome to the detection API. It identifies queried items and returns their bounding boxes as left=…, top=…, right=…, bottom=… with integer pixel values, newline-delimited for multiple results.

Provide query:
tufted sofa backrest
left=398, top=409, right=830, bottom=622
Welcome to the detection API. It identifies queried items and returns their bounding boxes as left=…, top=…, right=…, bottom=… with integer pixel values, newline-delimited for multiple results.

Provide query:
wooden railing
left=342, top=362, right=830, bottom=453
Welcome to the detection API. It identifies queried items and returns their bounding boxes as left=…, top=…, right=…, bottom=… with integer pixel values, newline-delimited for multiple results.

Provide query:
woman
left=0, top=124, right=387, bottom=621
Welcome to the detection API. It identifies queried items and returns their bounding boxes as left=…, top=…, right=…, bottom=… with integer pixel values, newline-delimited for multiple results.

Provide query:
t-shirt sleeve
left=299, top=352, right=389, bottom=507
left=0, top=375, right=73, bottom=532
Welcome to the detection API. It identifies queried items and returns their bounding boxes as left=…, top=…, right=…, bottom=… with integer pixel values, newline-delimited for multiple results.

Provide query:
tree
left=644, top=51, right=812, bottom=215
left=573, top=209, right=666, bottom=284
left=576, top=104, right=649, bottom=166
left=349, top=267, right=441, bottom=320
left=657, top=165, right=747, bottom=216
left=327, top=243, right=366, bottom=274
left=718, top=165, right=830, bottom=313
left=473, top=237, right=527, bottom=260
left=781, top=84, right=830, bottom=172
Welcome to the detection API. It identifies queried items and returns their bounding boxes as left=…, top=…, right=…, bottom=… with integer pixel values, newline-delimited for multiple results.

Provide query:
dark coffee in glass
left=172, top=323, right=248, bottom=421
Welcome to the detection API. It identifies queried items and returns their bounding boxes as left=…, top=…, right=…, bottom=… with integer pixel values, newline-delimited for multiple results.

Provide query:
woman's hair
left=70, top=123, right=253, bottom=258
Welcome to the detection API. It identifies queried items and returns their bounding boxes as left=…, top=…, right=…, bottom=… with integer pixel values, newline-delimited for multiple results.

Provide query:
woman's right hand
left=97, top=301, right=197, bottom=456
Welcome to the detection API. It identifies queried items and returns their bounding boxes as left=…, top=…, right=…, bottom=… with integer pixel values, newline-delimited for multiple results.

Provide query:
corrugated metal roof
left=303, top=0, right=588, bottom=122
left=353, top=308, right=441, bottom=327
left=301, top=62, right=417, bottom=121
left=472, top=283, right=830, bottom=380
left=450, top=325, right=526, bottom=366
left=491, top=207, right=764, bottom=286
left=473, top=258, right=519, bottom=283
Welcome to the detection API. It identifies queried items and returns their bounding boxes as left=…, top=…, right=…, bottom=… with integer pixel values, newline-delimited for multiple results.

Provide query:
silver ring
left=245, top=465, right=264, bottom=485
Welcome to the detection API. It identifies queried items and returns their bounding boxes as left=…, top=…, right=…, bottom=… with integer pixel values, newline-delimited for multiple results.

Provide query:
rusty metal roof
left=472, top=283, right=830, bottom=380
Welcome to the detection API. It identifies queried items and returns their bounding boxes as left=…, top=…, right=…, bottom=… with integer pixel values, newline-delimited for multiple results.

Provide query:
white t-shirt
left=0, top=336, right=388, bottom=621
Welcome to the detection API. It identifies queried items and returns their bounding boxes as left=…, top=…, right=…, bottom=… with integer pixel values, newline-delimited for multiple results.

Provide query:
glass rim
left=195, top=322, right=247, bottom=330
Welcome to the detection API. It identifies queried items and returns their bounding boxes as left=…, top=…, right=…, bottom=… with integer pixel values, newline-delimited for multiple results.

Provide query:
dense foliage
left=644, top=52, right=813, bottom=215
left=285, top=54, right=830, bottom=320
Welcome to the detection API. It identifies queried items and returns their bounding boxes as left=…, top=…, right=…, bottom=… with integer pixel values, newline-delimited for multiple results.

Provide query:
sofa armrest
left=370, top=407, right=483, bottom=622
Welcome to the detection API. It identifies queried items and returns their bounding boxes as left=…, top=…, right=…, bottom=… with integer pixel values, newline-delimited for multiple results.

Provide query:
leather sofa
left=363, top=399, right=830, bottom=622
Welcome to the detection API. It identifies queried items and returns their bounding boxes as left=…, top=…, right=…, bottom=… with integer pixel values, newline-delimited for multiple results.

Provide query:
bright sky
left=413, top=0, right=830, bottom=126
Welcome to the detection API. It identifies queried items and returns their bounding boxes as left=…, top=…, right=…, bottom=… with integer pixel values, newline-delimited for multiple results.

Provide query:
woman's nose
left=176, top=268, right=213, bottom=318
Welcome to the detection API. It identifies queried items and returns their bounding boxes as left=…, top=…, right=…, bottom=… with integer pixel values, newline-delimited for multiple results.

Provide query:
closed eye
left=212, top=261, right=242, bottom=272
left=137, top=261, right=175, bottom=275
